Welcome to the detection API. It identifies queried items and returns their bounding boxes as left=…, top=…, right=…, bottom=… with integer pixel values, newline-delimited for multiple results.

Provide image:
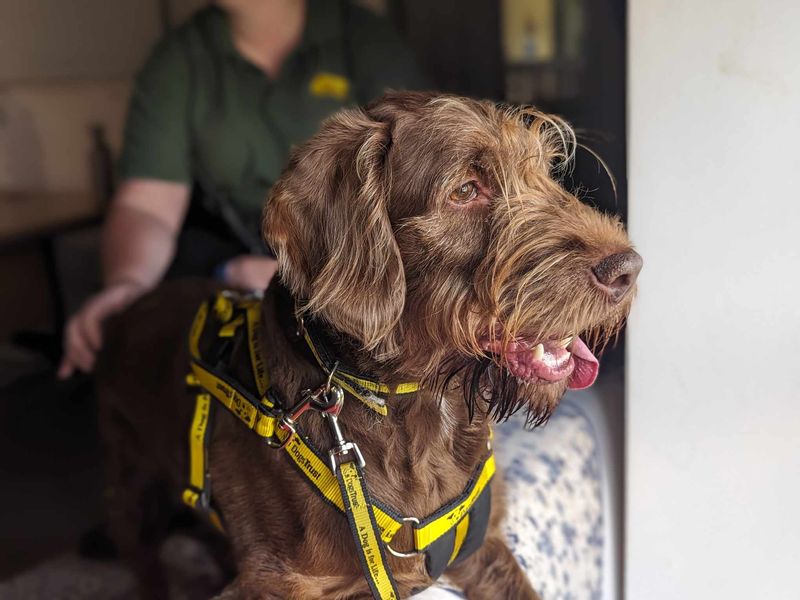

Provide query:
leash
left=183, top=291, right=495, bottom=597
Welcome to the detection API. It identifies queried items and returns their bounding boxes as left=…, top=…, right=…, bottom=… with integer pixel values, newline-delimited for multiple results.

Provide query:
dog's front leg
left=445, top=536, right=541, bottom=600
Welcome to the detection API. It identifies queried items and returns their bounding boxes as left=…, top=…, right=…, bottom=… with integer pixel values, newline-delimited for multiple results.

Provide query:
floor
left=0, top=344, right=105, bottom=578
left=0, top=228, right=106, bottom=577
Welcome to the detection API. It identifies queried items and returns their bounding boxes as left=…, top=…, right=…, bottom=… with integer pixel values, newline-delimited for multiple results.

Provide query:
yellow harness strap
left=183, top=292, right=496, bottom=596
left=182, top=392, right=224, bottom=532
left=336, top=459, right=400, bottom=599
left=413, top=454, right=496, bottom=551
left=301, top=325, right=420, bottom=416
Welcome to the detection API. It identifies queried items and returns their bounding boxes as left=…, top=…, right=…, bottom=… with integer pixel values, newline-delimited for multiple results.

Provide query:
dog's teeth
left=531, top=343, right=544, bottom=360
left=559, top=336, right=574, bottom=348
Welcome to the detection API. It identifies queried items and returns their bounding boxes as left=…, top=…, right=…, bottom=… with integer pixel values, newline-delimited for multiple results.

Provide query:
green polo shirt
left=119, top=1, right=424, bottom=226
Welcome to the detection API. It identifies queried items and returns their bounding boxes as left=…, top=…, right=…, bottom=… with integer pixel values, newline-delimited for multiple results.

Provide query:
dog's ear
left=264, top=108, right=404, bottom=357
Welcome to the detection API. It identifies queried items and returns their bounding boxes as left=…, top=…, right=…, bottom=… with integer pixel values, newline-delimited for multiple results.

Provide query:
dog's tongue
left=482, top=335, right=600, bottom=389
left=568, top=337, right=599, bottom=390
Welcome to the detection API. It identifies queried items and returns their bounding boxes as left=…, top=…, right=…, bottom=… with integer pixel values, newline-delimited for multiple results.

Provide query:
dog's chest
left=345, top=395, right=489, bottom=519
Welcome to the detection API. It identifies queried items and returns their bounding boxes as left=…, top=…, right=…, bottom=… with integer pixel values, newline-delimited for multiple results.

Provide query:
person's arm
left=58, top=29, right=195, bottom=379
left=59, top=21, right=278, bottom=378
left=58, top=177, right=279, bottom=378
left=58, top=180, right=189, bottom=378
left=112, top=29, right=277, bottom=293
left=103, top=179, right=190, bottom=289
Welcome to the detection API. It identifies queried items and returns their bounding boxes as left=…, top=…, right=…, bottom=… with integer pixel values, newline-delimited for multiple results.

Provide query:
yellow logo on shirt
left=309, top=72, right=351, bottom=101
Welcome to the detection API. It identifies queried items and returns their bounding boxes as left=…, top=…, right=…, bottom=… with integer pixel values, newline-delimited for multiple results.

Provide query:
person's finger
left=81, top=350, right=96, bottom=373
left=71, top=339, right=96, bottom=373
left=58, top=319, right=78, bottom=379
left=57, top=357, right=74, bottom=380
left=66, top=320, right=96, bottom=373
left=80, top=303, right=104, bottom=352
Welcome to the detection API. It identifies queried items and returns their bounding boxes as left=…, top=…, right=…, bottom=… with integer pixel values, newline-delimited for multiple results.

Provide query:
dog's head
left=264, top=92, right=640, bottom=425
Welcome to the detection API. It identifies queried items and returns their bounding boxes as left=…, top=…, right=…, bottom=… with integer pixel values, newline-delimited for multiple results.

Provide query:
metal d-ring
left=386, top=516, right=422, bottom=558
left=325, top=361, right=339, bottom=392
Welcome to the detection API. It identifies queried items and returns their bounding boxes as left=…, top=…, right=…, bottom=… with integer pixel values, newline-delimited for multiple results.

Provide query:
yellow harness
left=182, top=291, right=495, bottom=598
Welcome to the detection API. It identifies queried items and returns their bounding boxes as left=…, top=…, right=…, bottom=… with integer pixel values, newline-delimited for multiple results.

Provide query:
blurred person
left=58, top=0, right=424, bottom=378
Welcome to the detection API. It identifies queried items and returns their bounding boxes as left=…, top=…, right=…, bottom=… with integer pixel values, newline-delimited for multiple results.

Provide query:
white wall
left=627, top=1, right=800, bottom=599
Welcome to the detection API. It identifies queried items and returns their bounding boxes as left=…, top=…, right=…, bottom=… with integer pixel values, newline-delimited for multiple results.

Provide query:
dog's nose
left=591, top=250, right=642, bottom=303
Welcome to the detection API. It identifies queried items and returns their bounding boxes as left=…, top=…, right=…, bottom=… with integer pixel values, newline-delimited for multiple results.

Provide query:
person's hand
left=221, top=255, right=279, bottom=291
left=57, top=281, right=148, bottom=379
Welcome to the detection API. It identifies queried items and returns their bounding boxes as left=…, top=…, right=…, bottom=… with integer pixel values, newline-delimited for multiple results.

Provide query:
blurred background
left=0, top=0, right=797, bottom=599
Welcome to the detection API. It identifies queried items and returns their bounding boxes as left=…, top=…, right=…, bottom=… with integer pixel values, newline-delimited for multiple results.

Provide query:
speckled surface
left=417, top=395, right=603, bottom=599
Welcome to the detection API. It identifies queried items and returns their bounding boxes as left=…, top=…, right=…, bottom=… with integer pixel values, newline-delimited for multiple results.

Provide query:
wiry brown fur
left=97, top=92, right=638, bottom=599
left=266, top=92, right=634, bottom=426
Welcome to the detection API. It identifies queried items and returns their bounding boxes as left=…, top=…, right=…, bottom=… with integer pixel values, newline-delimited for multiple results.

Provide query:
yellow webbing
left=301, top=329, right=420, bottom=416
left=188, top=393, right=211, bottom=489
left=218, top=314, right=244, bottom=338
left=189, top=341, right=494, bottom=553
left=449, top=514, right=470, bottom=565
left=338, top=460, right=399, bottom=600
left=182, top=488, right=202, bottom=510
left=181, top=487, right=223, bottom=531
left=281, top=430, right=404, bottom=543
left=214, top=293, right=234, bottom=322
left=185, top=292, right=496, bottom=590
left=189, top=359, right=406, bottom=543
left=413, top=453, right=496, bottom=551
left=183, top=391, right=224, bottom=533
left=244, top=301, right=270, bottom=396
left=328, top=376, right=389, bottom=416
left=340, top=372, right=420, bottom=396
left=188, top=300, right=208, bottom=360
left=190, top=361, right=278, bottom=439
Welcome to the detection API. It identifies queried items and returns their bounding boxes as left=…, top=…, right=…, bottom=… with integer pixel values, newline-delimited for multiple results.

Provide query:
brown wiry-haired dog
left=97, top=91, right=641, bottom=599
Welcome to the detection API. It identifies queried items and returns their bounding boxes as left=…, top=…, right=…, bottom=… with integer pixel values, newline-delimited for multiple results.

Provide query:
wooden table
left=1, top=190, right=105, bottom=356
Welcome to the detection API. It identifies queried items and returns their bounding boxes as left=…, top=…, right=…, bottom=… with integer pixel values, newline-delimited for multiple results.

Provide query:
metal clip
left=325, top=400, right=364, bottom=471
left=271, top=363, right=344, bottom=450
left=307, top=362, right=364, bottom=470
left=279, top=389, right=320, bottom=436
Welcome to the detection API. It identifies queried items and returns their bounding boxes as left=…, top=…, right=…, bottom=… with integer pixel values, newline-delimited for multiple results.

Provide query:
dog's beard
left=431, top=355, right=563, bottom=429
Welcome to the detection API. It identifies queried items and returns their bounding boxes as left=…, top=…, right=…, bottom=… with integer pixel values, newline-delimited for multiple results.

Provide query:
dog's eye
left=450, top=181, right=479, bottom=204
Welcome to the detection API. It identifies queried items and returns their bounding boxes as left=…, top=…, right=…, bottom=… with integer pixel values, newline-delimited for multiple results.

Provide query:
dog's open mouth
left=480, top=335, right=599, bottom=390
